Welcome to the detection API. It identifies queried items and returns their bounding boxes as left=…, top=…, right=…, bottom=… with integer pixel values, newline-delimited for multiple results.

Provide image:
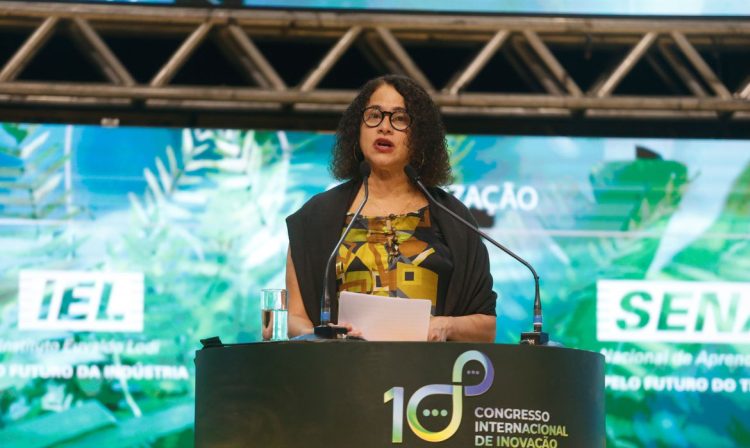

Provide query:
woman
left=286, top=75, right=496, bottom=341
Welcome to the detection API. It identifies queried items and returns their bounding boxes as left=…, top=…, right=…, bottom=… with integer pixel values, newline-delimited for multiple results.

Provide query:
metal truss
left=1, top=2, right=750, bottom=130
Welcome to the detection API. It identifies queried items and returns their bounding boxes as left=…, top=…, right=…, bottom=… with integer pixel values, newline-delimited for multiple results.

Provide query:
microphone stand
left=313, top=162, right=371, bottom=339
left=404, top=165, right=549, bottom=345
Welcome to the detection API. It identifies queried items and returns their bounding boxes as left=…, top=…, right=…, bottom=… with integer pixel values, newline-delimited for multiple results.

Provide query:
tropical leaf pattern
left=0, top=125, right=748, bottom=447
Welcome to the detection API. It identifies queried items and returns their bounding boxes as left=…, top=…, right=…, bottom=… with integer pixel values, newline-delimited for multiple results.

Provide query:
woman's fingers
left=333, top=321, right=362, bottom=338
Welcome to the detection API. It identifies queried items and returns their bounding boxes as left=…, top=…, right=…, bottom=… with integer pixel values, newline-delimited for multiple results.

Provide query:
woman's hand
left=332, top=321, right=363, bottom=339
left=428, top=316, right=453, bottom=341
left=428, top=315, right=496, bottom=342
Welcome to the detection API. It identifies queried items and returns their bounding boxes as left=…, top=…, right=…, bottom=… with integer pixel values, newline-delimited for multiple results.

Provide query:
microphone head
left=403, top=164, right=420, bottom=182
left=359, top=160, right=371, bottom=178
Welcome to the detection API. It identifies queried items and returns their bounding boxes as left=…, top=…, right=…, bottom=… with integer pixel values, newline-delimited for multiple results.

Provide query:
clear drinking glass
left=260, top=289, right=288, bottom=341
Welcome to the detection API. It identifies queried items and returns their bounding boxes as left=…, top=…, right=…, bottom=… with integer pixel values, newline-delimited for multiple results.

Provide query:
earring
left=414, top=151, right=425, bottom=169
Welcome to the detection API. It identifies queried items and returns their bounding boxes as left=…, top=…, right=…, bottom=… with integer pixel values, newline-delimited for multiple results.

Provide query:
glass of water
left=260, top=289, right=288, bottom=341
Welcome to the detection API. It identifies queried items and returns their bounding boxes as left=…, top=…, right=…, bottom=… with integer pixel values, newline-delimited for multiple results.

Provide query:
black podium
left=195, top=342, right=604, bottom=448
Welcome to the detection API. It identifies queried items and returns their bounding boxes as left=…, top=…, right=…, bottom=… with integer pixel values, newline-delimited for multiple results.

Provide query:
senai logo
left=597, top=280, right=750, bottom=343
left=383, top=350, right=494, bottom=443
left=18, top=270, right=144, bottom=332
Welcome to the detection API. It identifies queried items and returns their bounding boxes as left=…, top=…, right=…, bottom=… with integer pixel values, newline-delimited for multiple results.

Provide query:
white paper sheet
left=338, top=291, right=431, bottom=341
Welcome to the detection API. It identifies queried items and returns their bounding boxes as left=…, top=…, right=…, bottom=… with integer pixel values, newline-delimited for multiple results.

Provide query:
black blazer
left=286, top=179, right=497, bottom=325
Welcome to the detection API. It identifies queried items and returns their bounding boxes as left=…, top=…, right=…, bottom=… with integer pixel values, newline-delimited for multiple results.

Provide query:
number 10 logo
left=383, top=350, right=494, bottom=443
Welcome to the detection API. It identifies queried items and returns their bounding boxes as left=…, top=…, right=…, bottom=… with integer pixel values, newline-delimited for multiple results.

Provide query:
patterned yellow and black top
left=335, top=206, right=453, bottom=308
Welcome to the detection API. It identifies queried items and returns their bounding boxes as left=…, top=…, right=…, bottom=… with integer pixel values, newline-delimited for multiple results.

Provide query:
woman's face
left=359, top=83, right=411, bottom=173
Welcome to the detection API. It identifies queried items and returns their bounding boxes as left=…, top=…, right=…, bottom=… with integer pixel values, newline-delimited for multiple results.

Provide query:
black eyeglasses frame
left=361, top=106, right=412, bottom=131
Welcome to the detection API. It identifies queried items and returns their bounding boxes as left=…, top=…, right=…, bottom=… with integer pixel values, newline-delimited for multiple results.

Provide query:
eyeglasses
left=362, top=106, right=412, bottom=131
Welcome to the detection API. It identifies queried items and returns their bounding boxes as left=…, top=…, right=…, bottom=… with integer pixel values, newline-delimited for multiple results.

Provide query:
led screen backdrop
left=243, top=0, right=750, bottom=16
left=0, top=123, right=749, bottom=446
left=41, top=0, right=750, bottom=16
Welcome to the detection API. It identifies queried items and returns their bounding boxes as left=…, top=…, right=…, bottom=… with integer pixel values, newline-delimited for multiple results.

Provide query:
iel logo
left=383, top=350, right=494, bottom=443
left=18, top=270, right=144, bottom=332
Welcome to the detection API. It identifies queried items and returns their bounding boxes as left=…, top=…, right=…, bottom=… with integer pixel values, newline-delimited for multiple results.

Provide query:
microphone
left=404, top=165, right=549, bottom=345
left=313, top=161, right=371, bottom=339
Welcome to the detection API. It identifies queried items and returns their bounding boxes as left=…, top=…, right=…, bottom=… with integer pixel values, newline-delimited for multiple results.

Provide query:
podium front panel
left=195, top=342, right=604, bottom=448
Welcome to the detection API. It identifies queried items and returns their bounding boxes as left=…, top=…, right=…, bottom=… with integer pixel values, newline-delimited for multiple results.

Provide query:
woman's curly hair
left=330, top=75, right=452, bottom=187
